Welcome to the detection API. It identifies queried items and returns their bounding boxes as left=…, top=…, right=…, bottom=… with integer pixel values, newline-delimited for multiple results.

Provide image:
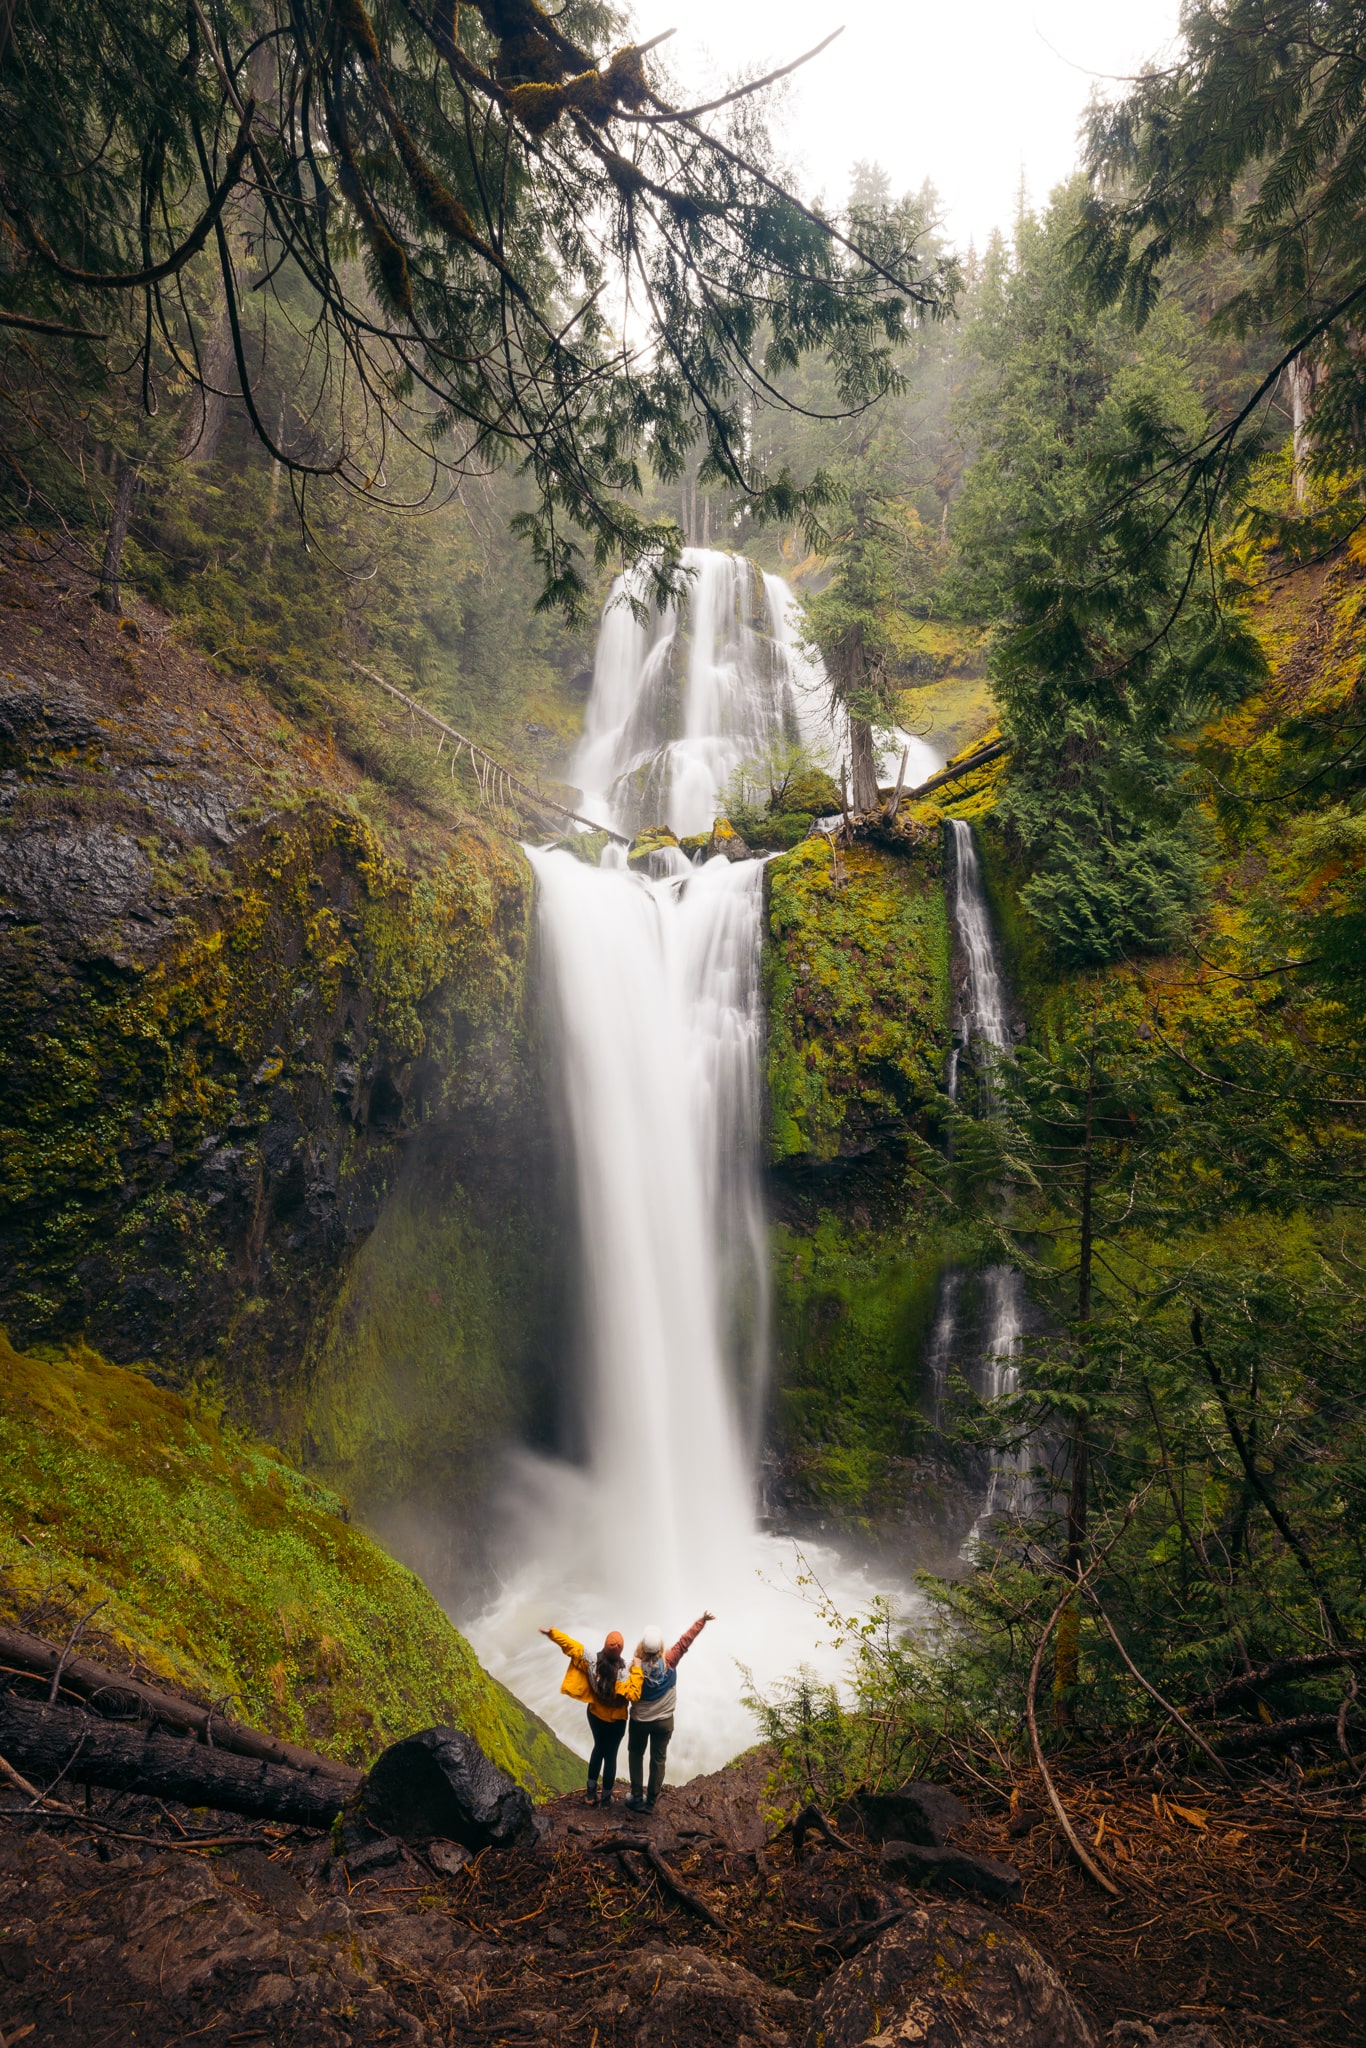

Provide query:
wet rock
left=1109, top=2024, right=1224, bottom=2047
left=805, top=1897, right=1095, bottom=2048
left=0, top=821, right=157, bottom=948
left=362, top=1725, right=535, bottom=1849
left=842, top=1778, right=968, bottom=1846
left=878, top=1837, right=1022, bottom=1903
left=618, top=1945, right=803, bottom=2048
left=346, top=1835, right=406, bottom=1877
left=0, top=673, right=102, bottom=754
left=425, top=1839, right=472, bottom=1877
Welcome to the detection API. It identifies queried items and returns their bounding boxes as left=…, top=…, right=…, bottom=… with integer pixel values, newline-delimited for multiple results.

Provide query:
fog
left=632, top=0, right=1183, bottom=247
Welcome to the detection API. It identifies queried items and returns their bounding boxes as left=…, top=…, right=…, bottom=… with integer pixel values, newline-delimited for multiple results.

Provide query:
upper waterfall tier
left=573, top=548, right=837, bottom=838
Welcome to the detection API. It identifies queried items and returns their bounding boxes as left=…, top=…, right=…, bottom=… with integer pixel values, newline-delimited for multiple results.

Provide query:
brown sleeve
left=666, top=1615, right=708, bottom=1669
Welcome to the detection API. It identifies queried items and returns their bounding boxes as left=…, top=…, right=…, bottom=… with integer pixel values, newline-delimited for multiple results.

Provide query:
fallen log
left=0, top=1624, right=362, bottom=1786
left=1190, top=1647, right=1366, bottom=1716
left=875, top=739, right=1008, bottom=808
left=1213, top=1709, right=1364, bottom=1757
left=0, top=1694, right=355, bottom=1828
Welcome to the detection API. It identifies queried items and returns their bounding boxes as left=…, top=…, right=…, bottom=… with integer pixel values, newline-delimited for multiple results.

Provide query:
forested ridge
left=1, top=4, right=1365, bottom=2044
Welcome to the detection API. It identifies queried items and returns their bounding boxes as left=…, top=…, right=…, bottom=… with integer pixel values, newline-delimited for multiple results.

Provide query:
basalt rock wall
left=0, top=551, right=565, bottom=1531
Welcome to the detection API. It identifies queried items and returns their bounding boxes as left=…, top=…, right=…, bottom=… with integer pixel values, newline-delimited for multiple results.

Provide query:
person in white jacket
left=625, top=1611, right=713, bottom=1814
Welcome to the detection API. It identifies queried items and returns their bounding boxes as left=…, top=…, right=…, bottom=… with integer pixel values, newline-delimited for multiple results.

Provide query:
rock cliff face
left=760, top=825, right=980, bottom=1542
left=0, top=547, right=564, bottom=1530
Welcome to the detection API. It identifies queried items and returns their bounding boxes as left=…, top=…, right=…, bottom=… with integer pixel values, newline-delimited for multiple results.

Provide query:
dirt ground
left=3, top=1744, right=1363, bottom=2047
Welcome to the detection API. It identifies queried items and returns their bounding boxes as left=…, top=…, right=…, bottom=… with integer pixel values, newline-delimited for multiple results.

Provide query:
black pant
left=586, top=1709, right=626, bottom=1795
left=627, top=1715, right=673, bottom=1804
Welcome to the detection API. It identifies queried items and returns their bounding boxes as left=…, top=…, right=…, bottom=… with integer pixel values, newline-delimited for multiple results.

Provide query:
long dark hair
left=590, top=1646, right=623, bottom=1706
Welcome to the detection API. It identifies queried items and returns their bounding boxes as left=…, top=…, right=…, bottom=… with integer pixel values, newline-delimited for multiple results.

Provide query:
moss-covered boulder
left=0, top=1333, right=580, bottom=1793
left=764, top=834, right=951, bottom=1168
left=626, top=824, right=682, bottom=869
left=550, top=829, right=609, bottom=866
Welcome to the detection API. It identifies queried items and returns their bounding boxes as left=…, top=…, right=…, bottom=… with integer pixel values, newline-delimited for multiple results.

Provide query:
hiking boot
left=599, top=1789, right=614, bottom=1807
left=625, top=1795, right=647, bottom=1813
left=584, top=1788, right=599, bottom=1807
left=643, top=1798, right=657, bottom=1815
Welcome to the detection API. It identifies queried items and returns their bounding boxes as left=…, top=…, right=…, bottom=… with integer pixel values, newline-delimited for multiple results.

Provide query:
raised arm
left=543, top=1627, right=585, bottom=1661
left=618, top=1660, right=644, bottom=1702
left=666, top=1612, right=714, bottom=1668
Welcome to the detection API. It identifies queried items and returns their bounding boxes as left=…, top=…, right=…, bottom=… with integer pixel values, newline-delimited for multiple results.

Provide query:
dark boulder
left=361, top=1726, right=535, bottom=1849
left=804, top=1897, right=1095, bottom=2048
left=840, top=1779, right=968, bottom=1847
left=879, top=1838, right=1023, bottom=1904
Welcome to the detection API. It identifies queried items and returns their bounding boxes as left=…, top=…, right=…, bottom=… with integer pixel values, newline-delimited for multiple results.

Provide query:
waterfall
left=466, top=551, right=916, bottom=1779
left=525, top=843, right=767, bottom=1615
left=572, top=546, right=939, bottom=836
left=937, top=819, right=1030, bottom=1540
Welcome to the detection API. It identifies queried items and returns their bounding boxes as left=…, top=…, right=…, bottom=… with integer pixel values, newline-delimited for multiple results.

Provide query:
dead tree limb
left=592, top=1833, right=726, bottom=1929
left=769, top=1803, right=862, bottom=1862
left=1189, top=1647, right=1366, bottom=1717
left=1026, top=1587, right=1122, bottom=1898
left=0, top=1696, right=354, bottom=1827
left=0, top=1625, right=362, bottom=1786
left=1213, top=1710, right=1365, bottom=1757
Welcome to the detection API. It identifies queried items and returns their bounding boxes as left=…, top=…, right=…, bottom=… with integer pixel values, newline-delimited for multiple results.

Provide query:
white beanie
left=640, top=1625, right=664, bottom=1656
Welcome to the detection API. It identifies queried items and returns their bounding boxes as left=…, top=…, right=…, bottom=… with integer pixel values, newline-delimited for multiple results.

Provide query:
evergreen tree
left=949, top=184, right=1263, bottom=964
left=0, top=1, right=954, bottom=611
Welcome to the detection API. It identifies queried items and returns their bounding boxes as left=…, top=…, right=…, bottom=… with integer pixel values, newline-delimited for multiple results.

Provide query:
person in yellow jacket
left=541, top=1625, right=643, bottom=1806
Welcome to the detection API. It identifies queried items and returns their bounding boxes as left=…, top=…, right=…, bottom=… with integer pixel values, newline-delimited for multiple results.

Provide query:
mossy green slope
left=0, top=1334, right=580, bottom=1795
left=764, top=833, right=951, bottom=1166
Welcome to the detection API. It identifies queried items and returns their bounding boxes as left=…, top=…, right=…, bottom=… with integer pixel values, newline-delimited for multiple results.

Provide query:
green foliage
left=949, top=184, right=1264, bottom=964
left=763, top=835, right=950, bottom=1166
left=1076, top=0, right=1366, bottom=488
left=0, top=4, right=955, bottom=615
left=0, top=1332, right=580, bottom=1792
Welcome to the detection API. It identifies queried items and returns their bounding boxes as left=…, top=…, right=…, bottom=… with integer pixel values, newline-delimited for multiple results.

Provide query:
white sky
left=630, top=1, right=1185, bottom=250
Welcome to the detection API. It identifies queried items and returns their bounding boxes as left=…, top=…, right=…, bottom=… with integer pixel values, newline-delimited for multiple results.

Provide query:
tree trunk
left=1288, top=354, right=1320, bottom=508
left=98, top=463, right=138, bottom=613
left=849, top=715, right=879, bottom=812
left=1054, top=1061, right=1095, bottom=1727
left=0, top=1694, right=355, bottom=1828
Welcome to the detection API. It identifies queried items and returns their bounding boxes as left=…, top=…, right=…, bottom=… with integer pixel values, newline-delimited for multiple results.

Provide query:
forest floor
left=4, top=1744, right=1363, bottom=2046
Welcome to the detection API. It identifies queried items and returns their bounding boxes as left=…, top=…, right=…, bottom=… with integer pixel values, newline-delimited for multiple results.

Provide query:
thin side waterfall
left=938, top=820, right=1030, bottom=1540
left=466, top=551, right=916, bottom=1780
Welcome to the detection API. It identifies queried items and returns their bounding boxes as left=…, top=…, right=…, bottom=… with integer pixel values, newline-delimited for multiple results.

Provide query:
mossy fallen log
left=0, top=1624, right=363, bottom=1783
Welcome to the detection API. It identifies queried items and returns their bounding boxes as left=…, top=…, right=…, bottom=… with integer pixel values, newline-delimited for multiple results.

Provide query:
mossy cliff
left=0, top=1333, right=579, bottom=1792
left=762, top=829, right=969, bottom=1529
left=763, top=831, right=951, bottom=1171
left=0, top=556, right=565, bottom=1538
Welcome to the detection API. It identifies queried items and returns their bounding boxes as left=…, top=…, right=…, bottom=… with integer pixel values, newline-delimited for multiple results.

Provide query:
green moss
left=551, top=829, right=609, bottom=866
left=771, top=1215, right=952, bottom=1508
left=0, top=793, right=536, bottom=1404
left=0, top=1331, right=579, bottom=1793
left=763, top=835, right=951, bottom=1165
left=303, top=1141, right=554, bottom=1509
left=627, top=825, right=681, bottom=868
